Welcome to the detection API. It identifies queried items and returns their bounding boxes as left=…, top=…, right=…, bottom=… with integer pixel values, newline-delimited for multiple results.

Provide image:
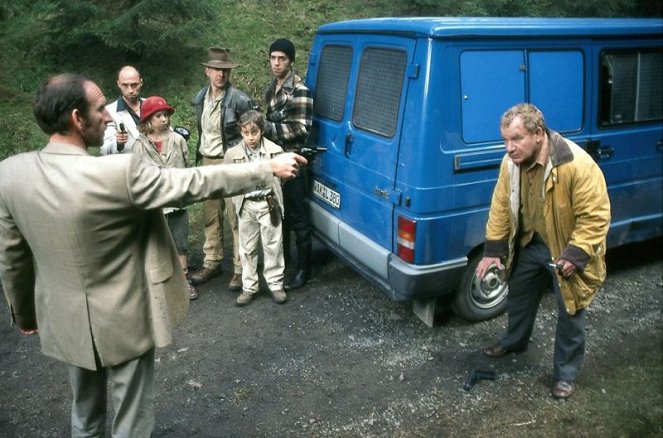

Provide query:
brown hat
left=201, top=47, right=239, bottom=69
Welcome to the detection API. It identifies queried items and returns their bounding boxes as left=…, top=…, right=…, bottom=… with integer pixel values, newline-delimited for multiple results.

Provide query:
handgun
left=547, top=262, right=564, bottom=271
left=463, top=369, right=496, bottom=391
left=117, top=122, right=126, bottom=152
left=298, top=146, right=327, bottom=161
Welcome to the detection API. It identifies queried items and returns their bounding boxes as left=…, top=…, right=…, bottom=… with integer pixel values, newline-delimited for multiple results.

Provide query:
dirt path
left=1, top=239, right=661, bottom=437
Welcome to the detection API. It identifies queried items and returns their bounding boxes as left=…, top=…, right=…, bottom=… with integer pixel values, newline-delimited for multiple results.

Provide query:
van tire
left=451, top=253, right=508, bottom=321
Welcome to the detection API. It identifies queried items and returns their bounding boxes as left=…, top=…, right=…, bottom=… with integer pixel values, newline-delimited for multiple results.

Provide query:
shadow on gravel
left=606, top=237, right=663, bottom=272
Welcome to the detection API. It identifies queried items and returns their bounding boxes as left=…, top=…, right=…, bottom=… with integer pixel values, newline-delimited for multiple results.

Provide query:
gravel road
left=1, top=238, right=661, bottom=437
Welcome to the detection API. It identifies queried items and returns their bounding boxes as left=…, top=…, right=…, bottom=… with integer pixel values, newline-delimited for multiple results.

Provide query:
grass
left=0, top=0, right=402, bottom=161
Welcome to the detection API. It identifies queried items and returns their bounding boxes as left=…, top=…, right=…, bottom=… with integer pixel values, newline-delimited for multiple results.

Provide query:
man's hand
left=476, top=256, right=504, bottom=279
left=555, top=258, right=576, bottom=277
left=116, top=131, right=129, bottom=145
left=270, top=152, right=308, bottom=179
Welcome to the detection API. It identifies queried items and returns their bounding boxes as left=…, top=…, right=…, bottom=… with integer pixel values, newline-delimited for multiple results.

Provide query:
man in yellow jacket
left=476, top=103, right=610, bottom=400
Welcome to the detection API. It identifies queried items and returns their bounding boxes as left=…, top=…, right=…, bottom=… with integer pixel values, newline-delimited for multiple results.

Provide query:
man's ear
left=71, top=108, right=85, bottom=131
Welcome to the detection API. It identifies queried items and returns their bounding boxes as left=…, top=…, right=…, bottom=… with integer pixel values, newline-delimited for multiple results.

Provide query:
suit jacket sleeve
left=126, top=153, right=273, bottom=209
left=0, top=198, right=36, bottom=329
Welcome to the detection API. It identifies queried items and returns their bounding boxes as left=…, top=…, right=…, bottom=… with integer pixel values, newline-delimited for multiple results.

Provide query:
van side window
left=353, top=48, right=407, bottom=137
left=315, top=45, right=353, bottom=121
left=600, top=49, right=663, bottom=126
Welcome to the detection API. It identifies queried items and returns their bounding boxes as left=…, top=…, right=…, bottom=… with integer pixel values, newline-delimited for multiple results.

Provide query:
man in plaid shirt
left=264, top=38, right=314, bottom=290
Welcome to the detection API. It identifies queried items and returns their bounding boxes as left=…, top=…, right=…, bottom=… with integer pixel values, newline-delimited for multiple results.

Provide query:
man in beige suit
left=0, top=73, right=305, bottom=437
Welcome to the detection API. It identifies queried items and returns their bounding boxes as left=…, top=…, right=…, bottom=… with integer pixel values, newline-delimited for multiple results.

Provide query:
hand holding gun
left=298, top=146, right=327, bottom=162
left=117, top=122, right=127, bottom=152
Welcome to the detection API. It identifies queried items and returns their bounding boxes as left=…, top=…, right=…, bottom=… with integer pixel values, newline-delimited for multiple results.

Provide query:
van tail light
left=397, top=216, right=416, bottom=263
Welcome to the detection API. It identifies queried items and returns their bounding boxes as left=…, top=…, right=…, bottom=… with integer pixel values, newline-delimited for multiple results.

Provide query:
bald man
left=101, top=65, right=145, bottom=155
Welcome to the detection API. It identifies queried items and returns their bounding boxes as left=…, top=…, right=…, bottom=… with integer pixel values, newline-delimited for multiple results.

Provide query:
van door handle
left=344, top=133, right=354, bottom=157
left=657, top=140, right=663, bottom=151
left=597, top=145, right=614, bottom=159
left=584, top=140, right=614, bottom=161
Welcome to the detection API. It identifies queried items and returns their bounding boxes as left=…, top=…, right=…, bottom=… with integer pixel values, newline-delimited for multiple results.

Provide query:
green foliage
left=0, top=0, right=660, bottom=161
left=404, top=0, right=660, bottom=17
left=28, top=0, right=215, bottom=61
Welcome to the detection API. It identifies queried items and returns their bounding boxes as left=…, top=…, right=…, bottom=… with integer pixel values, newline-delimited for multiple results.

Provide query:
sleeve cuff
left=560, top=244, right=590, bottom=271
left=483, top=239, right=508, bottom=258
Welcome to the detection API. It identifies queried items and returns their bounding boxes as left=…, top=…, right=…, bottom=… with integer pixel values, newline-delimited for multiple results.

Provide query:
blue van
left=304, top=17, right=663, bottom=325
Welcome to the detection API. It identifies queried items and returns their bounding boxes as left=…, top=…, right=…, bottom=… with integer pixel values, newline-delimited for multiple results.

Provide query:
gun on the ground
left=463, top=369, right=496, bottom=391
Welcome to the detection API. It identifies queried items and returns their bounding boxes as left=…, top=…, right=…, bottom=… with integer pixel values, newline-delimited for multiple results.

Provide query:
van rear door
left=310, top=36, right=416, bottom=271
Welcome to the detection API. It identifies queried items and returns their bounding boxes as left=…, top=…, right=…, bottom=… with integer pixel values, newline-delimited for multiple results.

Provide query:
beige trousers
left=69, top=348, right=155, bottom=438
left=201, top=157, right=241, bottom=273
left=238, top=198, right=285, bottom=294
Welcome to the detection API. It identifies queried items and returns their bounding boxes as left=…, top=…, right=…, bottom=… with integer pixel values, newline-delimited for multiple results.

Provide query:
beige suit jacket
left=0, top=142, right=272, bottom=370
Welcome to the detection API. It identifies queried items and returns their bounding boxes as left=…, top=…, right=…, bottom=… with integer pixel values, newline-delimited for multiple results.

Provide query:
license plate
left=313, top=180, right=341, bottom=209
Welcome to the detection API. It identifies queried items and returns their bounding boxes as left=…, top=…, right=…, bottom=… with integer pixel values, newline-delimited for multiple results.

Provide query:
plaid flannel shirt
left=264, top=71, right=313, bottom=152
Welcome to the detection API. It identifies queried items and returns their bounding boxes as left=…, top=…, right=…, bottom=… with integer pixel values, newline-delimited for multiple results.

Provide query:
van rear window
left=314, top=45, right=353, bottom=122
left=353, top=48, right=407, bottom=137
left=600, top=49, right=663, bottom=125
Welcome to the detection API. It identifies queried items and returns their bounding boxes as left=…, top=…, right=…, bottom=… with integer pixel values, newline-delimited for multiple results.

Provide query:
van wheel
left=451, top=254, right=508, bottom=321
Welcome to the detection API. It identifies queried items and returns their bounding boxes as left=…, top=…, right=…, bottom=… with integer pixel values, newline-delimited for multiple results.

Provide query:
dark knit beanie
left=269, top=38, right=296, bottom=62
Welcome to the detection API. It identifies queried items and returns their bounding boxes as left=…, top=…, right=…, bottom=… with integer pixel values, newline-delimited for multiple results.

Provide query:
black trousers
left=282, top=169, right=312, bottom=273
left=501, top=234, right=587, bottom=381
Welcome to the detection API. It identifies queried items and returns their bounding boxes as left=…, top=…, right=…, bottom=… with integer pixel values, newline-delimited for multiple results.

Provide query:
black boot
left=286, top=237, right=311, bottom=290
left=286, top=269, right=310, bottom=290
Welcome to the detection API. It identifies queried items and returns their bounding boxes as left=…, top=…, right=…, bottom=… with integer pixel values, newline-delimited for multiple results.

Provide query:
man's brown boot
left=190, top=265, right=223, bottom=285
left=228, top=273, right=242, bottom=292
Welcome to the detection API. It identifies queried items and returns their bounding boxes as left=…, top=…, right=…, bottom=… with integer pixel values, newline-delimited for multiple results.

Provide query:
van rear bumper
left=310, top=201, right=467, bottom=302
left=388, top=256, right=467, bottom=301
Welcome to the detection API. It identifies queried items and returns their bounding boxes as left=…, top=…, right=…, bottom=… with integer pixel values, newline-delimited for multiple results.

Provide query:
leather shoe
left=271, top=289, right=288, bottom=304
left=190, top=265, right=223, bottom=285
left=285, top=270, right=309, bottom=291
left=235, top=290, right=255, bottom=307
left=552, top=380, right=576, bottom=400
left=187, top=282, right=198, bottom=300
left=482, top=342, right=523, bottom=358
left=228, top=273, right=242, bottom=292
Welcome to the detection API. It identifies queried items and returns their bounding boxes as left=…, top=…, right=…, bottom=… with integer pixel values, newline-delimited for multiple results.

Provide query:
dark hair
left=33, top=73, right=91, bottom=135
left=239, top=109, right=265, bottom=132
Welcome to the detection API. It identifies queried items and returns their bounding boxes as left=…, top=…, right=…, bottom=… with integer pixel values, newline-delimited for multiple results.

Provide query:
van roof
left=317, top=17, right=663, bottom=38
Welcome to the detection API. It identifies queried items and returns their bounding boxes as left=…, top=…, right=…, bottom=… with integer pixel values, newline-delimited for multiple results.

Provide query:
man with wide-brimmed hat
left=190, top=48, right=256, bottom=290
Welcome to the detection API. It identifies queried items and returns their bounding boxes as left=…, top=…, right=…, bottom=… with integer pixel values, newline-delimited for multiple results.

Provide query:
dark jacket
left=193, top=83, right=255, bottom=157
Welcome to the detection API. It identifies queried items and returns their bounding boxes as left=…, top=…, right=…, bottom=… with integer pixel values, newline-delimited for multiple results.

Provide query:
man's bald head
left=116, top=65, right=143, bottom=105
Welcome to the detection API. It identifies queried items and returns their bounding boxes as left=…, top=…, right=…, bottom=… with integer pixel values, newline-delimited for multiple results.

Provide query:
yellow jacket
left=484, top=131, right=611, bottom=314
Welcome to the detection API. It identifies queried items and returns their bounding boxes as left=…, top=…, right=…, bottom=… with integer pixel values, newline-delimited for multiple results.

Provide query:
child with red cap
left=134, top=96, right=199, bottom=300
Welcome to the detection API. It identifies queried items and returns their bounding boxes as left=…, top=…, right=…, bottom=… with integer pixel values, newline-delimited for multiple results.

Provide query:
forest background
left=1, top=0, right=660, bottom=161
